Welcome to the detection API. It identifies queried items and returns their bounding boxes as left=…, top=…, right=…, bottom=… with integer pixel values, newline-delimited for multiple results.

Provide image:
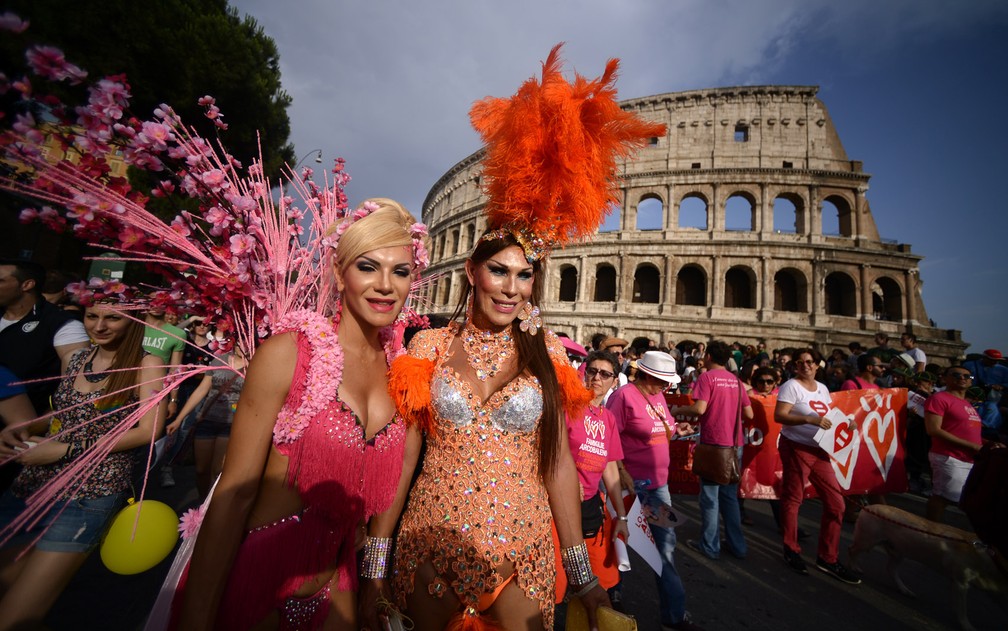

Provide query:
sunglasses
left=757, top=378, right=775, bottom=384
left=585, top=367, right=616, bottom=380
left=949, top=373, right=973, bottom=381
left=797, top=359, right=817, bottom=366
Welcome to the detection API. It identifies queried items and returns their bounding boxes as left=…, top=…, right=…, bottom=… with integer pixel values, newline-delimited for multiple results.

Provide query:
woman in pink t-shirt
left=553, top=350, right=629, bottom=602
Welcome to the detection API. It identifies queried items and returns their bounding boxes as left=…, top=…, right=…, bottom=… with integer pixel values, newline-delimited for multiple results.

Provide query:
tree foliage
left=1, top=0, right=295, bottom=179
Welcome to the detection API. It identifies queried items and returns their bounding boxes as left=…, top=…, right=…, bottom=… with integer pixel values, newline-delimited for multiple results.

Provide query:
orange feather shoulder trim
left=388, top=354, right=436, bottom=434
left=554, top=360, right=592, bottom=420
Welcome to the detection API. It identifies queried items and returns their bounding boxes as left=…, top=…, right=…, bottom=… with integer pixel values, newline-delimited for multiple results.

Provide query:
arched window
left=725, top=266, right=755, bottom=309
left=594, top=264, right=617, bottom=302
left=450, top=228, right=460, bottom=256
left=773, top=195, right=799, bottom=233
left=464, top=223, right=475, bottom=252
left=559, top=266, right=578, bottom=302
left=774, top=268, right=807, bottom=312
left=725, top=194, right=754, bottom=231
left=443, top=275, right=455, bottom=306
left=676, top=265, right=706, bottom=306
left=872, top=277, right=903, bottom=321
left=636, top=197, right=663, bottom=231
left=678, top=195, right=707, bottom=230
left=824, top=272, right=857, bottom=316
left=820, top=196, right=854, bottom=238
left=599, top=202, right=621, bottom=232
left=632, top=264, right=660, bottom=303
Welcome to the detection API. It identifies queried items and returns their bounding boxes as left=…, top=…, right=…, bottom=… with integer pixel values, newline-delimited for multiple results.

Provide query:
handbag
left=566, top=597, right=637, bottom=631
left=691, top=443, right=739, bottom=485
left=690, top=379, right=744, bottom=485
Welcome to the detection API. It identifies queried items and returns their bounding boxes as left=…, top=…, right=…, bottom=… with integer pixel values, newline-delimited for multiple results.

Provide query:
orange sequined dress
left=389, top=325, right=588, bottom=628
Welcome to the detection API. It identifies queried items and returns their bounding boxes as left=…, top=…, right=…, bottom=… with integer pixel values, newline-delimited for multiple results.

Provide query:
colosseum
left=418, top=85, right=966, bottom=363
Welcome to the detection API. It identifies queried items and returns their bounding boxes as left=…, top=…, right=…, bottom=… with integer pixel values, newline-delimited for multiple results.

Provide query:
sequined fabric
left=392, top=325, right=556, bottom=628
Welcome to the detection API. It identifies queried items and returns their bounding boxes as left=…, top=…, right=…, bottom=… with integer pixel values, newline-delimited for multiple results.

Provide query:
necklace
left=461, top=322, right=514, bottom=382
left=83, top=350, right=111, bottom=383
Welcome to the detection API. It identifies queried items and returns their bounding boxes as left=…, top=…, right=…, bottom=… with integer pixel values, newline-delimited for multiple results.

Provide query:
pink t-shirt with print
left=690, top=368, right=746, bottom=447
left=925, top=391, right=982, bottom=462
left=566, top=404, right=624, bottom=500
left=606, top=384, right=670, bottom=489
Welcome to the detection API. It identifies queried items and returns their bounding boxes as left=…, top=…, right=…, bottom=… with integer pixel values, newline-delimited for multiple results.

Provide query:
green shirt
left=142, top=323, right=186, bottom=364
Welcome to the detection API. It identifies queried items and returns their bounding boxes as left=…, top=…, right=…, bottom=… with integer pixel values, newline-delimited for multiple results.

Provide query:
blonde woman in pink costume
left=172, top=199, right=428, bottom=630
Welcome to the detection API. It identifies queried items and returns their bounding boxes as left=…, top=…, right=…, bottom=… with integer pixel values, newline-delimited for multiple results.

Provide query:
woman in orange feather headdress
left=370, top=45, right=666, bottom=630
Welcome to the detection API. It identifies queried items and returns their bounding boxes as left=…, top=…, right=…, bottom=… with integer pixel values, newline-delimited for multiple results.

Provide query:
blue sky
left=233, top=0, right=1008, bottom=354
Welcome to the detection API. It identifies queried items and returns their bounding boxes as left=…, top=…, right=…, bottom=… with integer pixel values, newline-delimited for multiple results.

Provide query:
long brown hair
left=90, top=309, right=148, bottom=409
left=453, top=234, right=562, bottom=480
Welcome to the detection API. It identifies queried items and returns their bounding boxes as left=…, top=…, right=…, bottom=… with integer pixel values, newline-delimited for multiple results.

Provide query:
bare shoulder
left=244, top=332, right=298, bottom=394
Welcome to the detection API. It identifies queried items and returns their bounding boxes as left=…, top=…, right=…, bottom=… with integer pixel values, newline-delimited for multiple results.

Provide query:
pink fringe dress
left=171, top=312, right=406, bottom=630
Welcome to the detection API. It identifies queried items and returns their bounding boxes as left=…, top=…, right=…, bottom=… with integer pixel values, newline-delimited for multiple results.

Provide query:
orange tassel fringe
left=554, top=361, right=592, bottom=419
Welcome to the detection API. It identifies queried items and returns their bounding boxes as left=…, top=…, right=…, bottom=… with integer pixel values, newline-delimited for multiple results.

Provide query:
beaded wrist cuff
left=360, top=536, right=393, bottom=579
left=561, top=542, right=595, bottom=587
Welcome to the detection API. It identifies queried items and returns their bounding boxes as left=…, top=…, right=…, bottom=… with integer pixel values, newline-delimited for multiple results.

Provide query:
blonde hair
left=330, top=198, right=424, bottom=272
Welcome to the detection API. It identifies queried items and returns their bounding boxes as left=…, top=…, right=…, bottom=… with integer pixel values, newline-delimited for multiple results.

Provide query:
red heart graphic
left=830, top=421, right=858, bottom=482
left=833, top=423, right=853, bottom=453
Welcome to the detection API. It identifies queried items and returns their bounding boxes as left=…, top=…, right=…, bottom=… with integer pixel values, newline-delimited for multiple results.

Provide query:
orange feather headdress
left=469, top=43, right=667, bottom=261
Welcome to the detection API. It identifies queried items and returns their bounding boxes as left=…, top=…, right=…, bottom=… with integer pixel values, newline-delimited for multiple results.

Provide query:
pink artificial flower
left=204, top=104, right=221, bottom=120
left=24, top=46, right=85, bottom=84
left=178, top=505, right=206, bottom=540
left=197, top=95, right=215, bottom=106
left=200, top=169, right=230, bottom=192
left=409, top=222, right=428, bottom=237
left=18, top=208, right=38, bottom=223
left=12, top=112, right=35, bottom=135
left=118, top=226, right=146, bottom=249
left=229, top=233, right=256, bottom=257
left=0, top=12, right=29, bottom=33
left=138, top=120, right=175, bottom=151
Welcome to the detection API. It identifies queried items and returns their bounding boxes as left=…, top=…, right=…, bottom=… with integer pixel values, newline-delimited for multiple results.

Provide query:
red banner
left=664, top=389, right=908, bottom=498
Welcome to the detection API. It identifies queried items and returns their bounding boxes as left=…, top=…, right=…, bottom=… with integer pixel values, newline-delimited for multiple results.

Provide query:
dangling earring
left=332, top=292, right=343, bottom=325
left=464, top=291, right=474, bottom=323
left=518, top=303, right=541, bottom=336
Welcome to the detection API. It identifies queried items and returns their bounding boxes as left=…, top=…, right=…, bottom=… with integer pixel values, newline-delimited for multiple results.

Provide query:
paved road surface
left=43, top=465, right=1004, bottom=630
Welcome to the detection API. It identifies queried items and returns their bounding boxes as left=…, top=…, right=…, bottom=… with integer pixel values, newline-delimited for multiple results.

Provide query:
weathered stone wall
left=419, top=86, right=965, bottom=363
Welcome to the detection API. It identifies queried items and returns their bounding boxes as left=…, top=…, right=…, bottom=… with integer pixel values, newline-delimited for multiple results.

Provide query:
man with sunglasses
left=924, top=367, right=984, bottom=522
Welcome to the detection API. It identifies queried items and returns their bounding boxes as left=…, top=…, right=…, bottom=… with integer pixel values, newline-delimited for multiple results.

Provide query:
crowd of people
left=0, top=41, right=1004, bottom=631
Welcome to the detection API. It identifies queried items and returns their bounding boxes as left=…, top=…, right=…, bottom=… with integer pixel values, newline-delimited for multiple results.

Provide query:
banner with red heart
left=666, top=389, right=908, bottom=497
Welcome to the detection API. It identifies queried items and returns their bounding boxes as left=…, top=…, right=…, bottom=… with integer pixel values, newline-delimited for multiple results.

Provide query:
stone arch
left=464, top=222, right=475, bottom=252
left=632, top=263, right=661, bottom=303
left=450, top=228, right=460, bottom=256
left=441, top=274, right=453, bottom=306
left=636, top=194, right=664, bottom=231
left=559, top=265, right=578, bottom=302
left=725, top=265, right=756, bottom=308
left=822, top=194, right=854, bottom=237
left=773, top=193, right=804, bottom=234
left=725, top=192, right=756, bottom=231
left=676, top=265, right=707, bottom=306
left=824, top=271, right=857, bottom=316
left=594, top=264, right=617, bottom=302
left=678, top=193, right=708, bottom=230
left=774, top=267, right=808, bottom=312
left=872, top=276, right=903, bottom=321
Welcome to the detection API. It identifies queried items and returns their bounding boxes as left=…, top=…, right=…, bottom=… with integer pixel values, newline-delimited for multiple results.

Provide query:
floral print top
left=13, top=347, right=139, bottom=500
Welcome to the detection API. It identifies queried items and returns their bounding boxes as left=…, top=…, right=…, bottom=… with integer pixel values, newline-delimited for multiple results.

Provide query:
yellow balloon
left=100, top=498, right=179, bottom=575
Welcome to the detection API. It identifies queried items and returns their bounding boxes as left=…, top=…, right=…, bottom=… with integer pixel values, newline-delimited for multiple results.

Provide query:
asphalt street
left=42, top=465, right=1004, bottom=630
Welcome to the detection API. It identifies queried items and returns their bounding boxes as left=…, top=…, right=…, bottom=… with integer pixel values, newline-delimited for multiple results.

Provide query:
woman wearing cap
left=607, top=351, right=700, bottom=630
